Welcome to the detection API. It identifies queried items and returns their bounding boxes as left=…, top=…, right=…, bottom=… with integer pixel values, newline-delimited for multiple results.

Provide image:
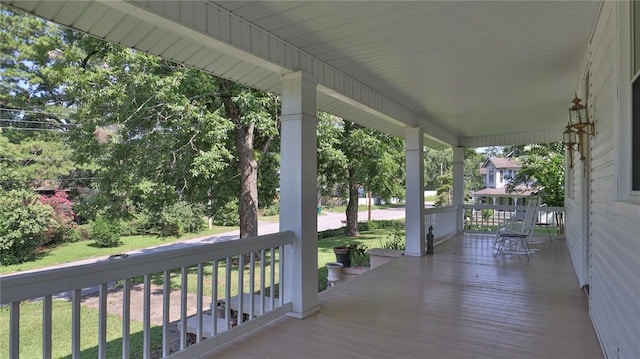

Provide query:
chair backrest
left=517, top=196, right=540, bottom=235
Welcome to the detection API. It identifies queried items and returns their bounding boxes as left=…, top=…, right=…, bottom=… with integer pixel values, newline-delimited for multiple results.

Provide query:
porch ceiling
left=5, top=1, right=600, bottom=148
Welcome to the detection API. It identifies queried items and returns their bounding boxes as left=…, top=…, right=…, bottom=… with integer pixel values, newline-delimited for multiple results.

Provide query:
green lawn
left=0, top=226, right=233, bottom=275
left=0, top=300, right=162, bottom=358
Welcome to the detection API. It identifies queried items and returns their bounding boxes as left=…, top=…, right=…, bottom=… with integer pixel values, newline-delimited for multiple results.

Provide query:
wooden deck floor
left=200, top=234, right=603, bottom=358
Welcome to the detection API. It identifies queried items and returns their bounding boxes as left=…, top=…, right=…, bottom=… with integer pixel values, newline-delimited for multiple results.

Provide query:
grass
left=0, top=226, right=233, bottom=275
left=0, top=300, right=162, bottom=358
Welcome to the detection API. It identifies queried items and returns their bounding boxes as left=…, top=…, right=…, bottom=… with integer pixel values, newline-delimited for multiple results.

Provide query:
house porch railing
left=462, top=204, right=565, bottom=236
left=424, top=205, right=460, bottom=241
left=0, top=231, right=294, bottom=359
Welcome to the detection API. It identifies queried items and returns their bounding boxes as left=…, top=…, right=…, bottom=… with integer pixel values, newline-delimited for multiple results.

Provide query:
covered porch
left=2, top=1, right=639, bottom=358
left=201, top=233, right=601, bottom=359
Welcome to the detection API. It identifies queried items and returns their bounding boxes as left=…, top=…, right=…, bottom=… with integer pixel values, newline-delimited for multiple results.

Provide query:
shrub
left=261, top=202, right=279, bottom=216
left=0, top=189, right=55, bottom=265
left=68, top=224, right=91, bottom=242
left=155, top=201, right=205, bottom=237
left=39, top=191, right=77, bottom=245
left=211, top=200, right=239, bottom=227
left=481, top=209, right=494, bottom=221
left=380, top=222, right=406, bottom=250
left=90, top=217, right=121, bottom=248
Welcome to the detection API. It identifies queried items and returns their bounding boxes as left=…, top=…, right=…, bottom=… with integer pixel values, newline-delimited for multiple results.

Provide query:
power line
left=0, top=118, right=80, bottom=127
left=0, top=126, right=68, bottom=132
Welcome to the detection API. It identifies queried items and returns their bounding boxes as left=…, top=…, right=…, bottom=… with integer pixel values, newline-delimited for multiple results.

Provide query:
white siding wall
left=566, top=2, right=640, bottom=357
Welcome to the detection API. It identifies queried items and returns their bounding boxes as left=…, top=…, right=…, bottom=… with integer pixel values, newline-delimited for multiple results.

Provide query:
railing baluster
left=237, top=254, right=244, bottom=325
left=212, top=260, right=218, bottom=335
left=180, top=267, right=188, bottom=350
left=270, top=247, right=275, bottom=309
left=122, top=279, right=131, bottom=359
left=43, top=295, right=52, bottom=359
left=278, top=246, right=284, bottom=306
left=260, top=249, right=266, bottom=315
left=72, top=289, right=81, bottom=359
left=10, top=301, right=19, bottom=359
left=98, top=283, right=108, bottom=359
left=162, top=271, right=170, bottom=357
left=225, top=257, right=231, bottom=330
left=249, top=251, right=255, bottom=320
left=143, top=275, right=151, bottom=359
left=196, top=263, right=204, bottom=342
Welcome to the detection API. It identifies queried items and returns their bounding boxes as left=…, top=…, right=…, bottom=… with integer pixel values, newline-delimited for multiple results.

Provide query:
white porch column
left=280, top=72, right=320, bottom=319
left=452, top=147, right=465, bottom=233
left=404, top=128, right=425, bottom=256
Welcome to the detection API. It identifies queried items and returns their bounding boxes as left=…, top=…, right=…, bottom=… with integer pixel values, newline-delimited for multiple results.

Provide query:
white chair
left=494, top=196, right=540, bottom=258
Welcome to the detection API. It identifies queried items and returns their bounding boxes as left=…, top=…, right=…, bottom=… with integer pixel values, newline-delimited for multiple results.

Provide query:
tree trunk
left=346, top=167, right=359, bottom=236
left=221, top=85, right=258, bottom=239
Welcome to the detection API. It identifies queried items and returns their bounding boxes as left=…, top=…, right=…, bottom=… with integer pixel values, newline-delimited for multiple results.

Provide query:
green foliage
left=154, top=201, right=205, bottom=237
left=89, top=217, right=121, bottom=248
left=67, top=224, right=91, bottom=242
left=210, top=200, right=240, bottom=226
left=38, top=191, right=76, bottom=245
left=380, top=222, right=406, bottom=250
left=481, top=209, right=494, bottom=220
left=349, top=241, right=369, bottom=267
left=0, top=189, right=55, bottom=265
left=316, top=113, right=405, bottom=236
left=504, top=144, right=565, bottom=207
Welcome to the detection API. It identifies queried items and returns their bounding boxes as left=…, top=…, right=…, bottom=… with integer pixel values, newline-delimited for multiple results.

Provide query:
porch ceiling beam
left=459, top=129, right=563, bottom=148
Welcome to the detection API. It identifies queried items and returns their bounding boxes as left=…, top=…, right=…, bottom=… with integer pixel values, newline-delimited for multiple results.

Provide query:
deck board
left=199, top=234, right=603, bottom=358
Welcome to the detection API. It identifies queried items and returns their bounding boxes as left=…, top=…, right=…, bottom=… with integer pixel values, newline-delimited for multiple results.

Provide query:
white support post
left=453, top=147, right=465, bottom=233
left=405, top=128, right=425, bottom=256
left=280, top=71, right=320, bottom=319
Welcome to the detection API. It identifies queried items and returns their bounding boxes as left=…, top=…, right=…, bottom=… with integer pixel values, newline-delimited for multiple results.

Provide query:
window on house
left=499, top=170, right=504, bottom=184
left=489, top=170, right=494, bottom=183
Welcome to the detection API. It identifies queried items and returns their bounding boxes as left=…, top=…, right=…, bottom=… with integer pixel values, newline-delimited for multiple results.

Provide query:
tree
left=505, top=144, right=565, bottom=232
left=1, top=7, right=281, bottom=239
left=317, top=113, right=404, bottom=236
left=504, top=144, right=565, bottom=207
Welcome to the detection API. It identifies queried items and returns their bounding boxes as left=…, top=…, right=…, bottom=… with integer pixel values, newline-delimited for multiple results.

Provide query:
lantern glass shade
left=569, top=96, right=587, bottom=126
left=563, top=128, right=577, bottom=145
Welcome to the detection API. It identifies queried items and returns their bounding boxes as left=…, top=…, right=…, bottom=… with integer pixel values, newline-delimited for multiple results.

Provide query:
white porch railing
left=463, top=204, right=565, bottom=236
left=424, top=205, right=460, bottom=241
left=0, top=231, right=294, bottom=359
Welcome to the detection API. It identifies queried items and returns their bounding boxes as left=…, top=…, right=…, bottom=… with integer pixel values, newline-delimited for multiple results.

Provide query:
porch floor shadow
left=200, top=233, right=603, bottom=359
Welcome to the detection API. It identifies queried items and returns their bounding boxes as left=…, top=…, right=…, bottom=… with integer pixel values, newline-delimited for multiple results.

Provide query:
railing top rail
left=463, top=204, right=565, bottom=212
left=424, top=205, right=459, bottom=214
left=0, top=231, right=294, bottom=304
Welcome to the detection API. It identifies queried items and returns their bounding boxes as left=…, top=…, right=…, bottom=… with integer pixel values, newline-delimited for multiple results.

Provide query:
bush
left=481, top=209, right=494, bottom=221
left=380, top=222, right=406, bottom=250
left=68, top=224, right=91, bottom=242
left=0, top=189, right=55, bottom=265
left=261, top=202, right=279, bottom=216
left=155, top=201, right=205, bottom=237
left=211, top=200, right=240, bottom=227
left=90, top=217, right=121, bottom=248
left=39, top=191, right=76, bottom=245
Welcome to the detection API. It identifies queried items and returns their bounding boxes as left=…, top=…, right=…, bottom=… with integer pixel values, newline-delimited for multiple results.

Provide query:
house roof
left=482, top=157, right=521, bottom=170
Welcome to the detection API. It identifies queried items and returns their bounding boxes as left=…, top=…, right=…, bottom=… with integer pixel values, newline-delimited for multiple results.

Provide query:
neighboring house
left=472, top=157, right=531, bottom=205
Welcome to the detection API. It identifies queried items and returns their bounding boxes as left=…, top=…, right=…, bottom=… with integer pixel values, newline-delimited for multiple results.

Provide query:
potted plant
left=333, top=245, right=352, bottom=267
